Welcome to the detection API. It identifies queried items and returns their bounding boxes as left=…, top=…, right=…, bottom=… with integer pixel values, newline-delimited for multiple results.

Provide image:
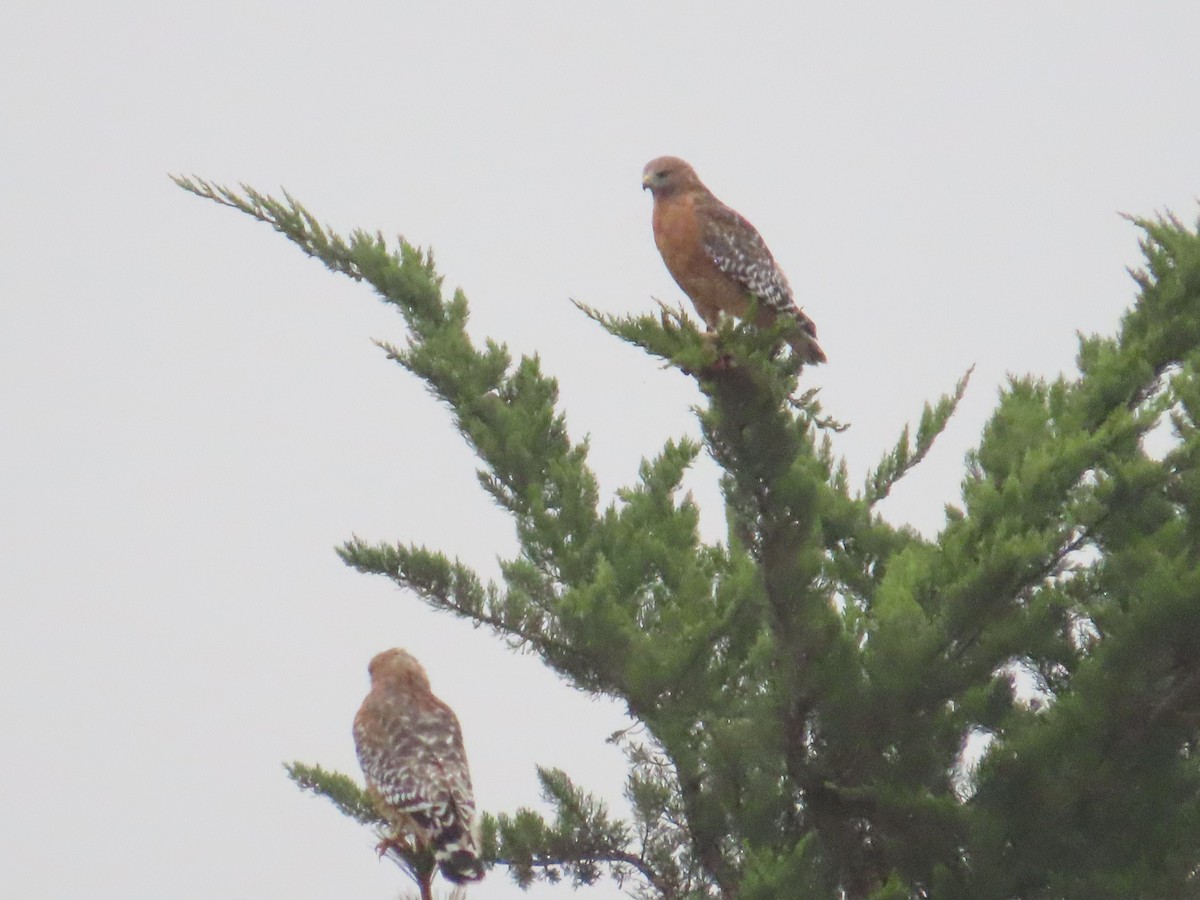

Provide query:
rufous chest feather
left=652, top=192, right=745, bottom=320
left=652, top=193, right=712, bottom=281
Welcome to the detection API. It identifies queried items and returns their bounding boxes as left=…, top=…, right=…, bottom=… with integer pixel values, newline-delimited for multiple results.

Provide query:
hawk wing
left=700, top=201, right=819, bottom=341
left=354, top=695, right=476, bottom=840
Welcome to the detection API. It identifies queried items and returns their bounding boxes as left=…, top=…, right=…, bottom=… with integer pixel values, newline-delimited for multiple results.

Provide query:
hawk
left=642, top=155, right=826, bottom=364
left=353, top=648, right=484, bottom=884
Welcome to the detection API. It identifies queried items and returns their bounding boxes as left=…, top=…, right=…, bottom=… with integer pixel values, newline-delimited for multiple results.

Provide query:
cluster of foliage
left=180, top=176, right=1200, bottom=899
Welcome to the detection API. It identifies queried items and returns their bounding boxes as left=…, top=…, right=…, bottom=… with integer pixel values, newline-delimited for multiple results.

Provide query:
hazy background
left=3, top=3, right=1199, bottom=898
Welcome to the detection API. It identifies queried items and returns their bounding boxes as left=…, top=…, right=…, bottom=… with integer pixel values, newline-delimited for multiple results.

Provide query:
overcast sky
left=4, top=4, right=1200, bottom=899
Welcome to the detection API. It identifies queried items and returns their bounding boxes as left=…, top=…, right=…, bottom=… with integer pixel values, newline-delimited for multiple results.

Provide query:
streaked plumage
left=353, top=648, right=484, bottom=884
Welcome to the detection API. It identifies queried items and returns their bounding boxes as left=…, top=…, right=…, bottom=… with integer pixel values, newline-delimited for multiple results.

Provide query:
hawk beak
left=641, top=174, right=653, bottom=191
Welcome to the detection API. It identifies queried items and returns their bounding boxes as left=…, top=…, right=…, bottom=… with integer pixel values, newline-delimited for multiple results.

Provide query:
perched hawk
left=353, top=648, right=484, bottom=884
left=642, top=155, right=826, bottom=364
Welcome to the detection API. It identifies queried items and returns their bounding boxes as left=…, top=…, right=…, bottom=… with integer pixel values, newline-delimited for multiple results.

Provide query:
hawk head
left=642, top=156, right=703, bottom=197
left=367, top=647, right=431, bottom=692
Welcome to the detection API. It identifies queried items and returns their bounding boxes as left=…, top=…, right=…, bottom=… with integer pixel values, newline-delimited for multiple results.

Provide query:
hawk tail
left=788, top=330, right=827, bottom=365
left=785, top=312, right=826, bottom=365
left=434, top=822, right=485, bottom=883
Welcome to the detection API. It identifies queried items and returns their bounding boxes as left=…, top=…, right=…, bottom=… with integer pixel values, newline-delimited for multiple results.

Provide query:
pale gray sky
left=3, top=3, right=1199, bottom=899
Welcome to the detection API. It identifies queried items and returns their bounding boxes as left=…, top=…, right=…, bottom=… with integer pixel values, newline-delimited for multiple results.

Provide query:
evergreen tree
left=178, top=176, right=1200, bottom=900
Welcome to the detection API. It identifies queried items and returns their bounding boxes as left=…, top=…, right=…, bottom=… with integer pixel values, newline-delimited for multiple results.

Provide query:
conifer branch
left=574, top=300, right=723, bottom=377
left=286, top=761, right=453, bottom=897
left=180, top=178, right=1200, bottom=898
left=336, top=537, right=584, bottom=662
left=285, top=761, right=384, bottom=827
left=863, top=365, right=974, bottom=506
left=490, top=768, right=639, bottom=888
